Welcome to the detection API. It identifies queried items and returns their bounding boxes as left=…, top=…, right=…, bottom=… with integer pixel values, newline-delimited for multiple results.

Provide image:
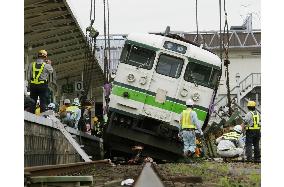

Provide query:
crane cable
left=222, top=0, right=233, bottom=116
left=83, top=0, right=97, bottom=95
left=204, top=0, right=223, bottom=129
left=103, top=0, right=108, bottom=82
left=195, top=0, right=199, bottom=44
left=107, top=0, right=111, bottom=81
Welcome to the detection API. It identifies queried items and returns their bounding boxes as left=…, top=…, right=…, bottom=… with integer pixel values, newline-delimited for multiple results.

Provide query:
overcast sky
left=67, top=0, right=260, bottom=35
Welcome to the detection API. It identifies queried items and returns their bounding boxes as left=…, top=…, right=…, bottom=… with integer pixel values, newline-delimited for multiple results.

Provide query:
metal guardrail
left=239, top=73, right=261, bottom=95
left=214, top=73, right=261, bottom=107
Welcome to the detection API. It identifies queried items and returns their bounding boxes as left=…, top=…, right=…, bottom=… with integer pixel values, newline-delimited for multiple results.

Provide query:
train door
left=142, top=52, right=185, bottom=122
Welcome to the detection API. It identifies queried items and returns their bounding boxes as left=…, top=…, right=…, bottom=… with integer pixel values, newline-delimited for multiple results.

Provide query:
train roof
left=127, top=33, right=222, bottom=68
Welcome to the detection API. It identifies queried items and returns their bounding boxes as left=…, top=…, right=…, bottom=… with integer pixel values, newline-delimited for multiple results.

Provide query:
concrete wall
left=218, top=51, right=261, bottom=95
left=24, top=112, right=103, bottom=167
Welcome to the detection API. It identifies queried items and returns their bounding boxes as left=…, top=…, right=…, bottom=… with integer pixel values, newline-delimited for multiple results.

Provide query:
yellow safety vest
left=181, top=109, right=196, bottom=129
left=31, top=62, right=46, bottom=84
left=66, top=106, right=78, bottom=113
left=222, top=131, right=240, bottom=141
left=246, top=111, right=260, bottom=130
left=222, top=131, right=241, bottom=146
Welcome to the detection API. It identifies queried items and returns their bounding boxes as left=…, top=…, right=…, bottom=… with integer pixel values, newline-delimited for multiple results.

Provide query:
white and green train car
left=104, top=33, right=222, bottom=160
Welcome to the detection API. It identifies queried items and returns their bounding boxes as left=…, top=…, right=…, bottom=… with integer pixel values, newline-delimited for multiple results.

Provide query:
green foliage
left=163, top=162, right=260, bottom=186
left=218, top=176, right=231, bottom=187
left=249, top=173, right=261, bottom=186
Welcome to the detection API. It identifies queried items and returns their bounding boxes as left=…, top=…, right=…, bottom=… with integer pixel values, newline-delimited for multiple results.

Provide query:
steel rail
left=24, top=159, right=112, bottom=176
left=134, top=162, right=165, bottom=187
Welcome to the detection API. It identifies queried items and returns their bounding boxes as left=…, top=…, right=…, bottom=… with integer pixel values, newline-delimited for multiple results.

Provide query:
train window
left=120, top=44, right=131, bottom=62
left=156, top=54, right=184, bottom=78
left=210, top=69, right=221, bottom=87
left=184, top=62, right=213, bottom=87
left=120, top=44, right=155, bottom=70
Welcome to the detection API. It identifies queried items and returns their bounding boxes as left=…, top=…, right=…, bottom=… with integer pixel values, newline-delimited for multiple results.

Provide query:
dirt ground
left=83, top=160, right=260, bottom=187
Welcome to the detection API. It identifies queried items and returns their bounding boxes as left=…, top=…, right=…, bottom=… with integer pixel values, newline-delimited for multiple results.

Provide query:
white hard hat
left=186, top=99, right=194, bottom=106
left=233, top=125, right=242, bottom=133
left=73, top=98, right=80, bottom=106
left=64, top=99, right=71, bottom=104
left=48, top=103, right=55, bottom=109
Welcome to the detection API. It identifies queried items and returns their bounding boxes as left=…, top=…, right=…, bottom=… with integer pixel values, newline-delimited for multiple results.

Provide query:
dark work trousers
left=30, top=83, right=49, bottom=113
left=245, top=130, right=261, bottom=161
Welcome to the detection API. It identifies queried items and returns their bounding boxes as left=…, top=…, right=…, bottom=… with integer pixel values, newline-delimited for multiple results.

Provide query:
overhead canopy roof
left=24, top=0, right=105, bottom=98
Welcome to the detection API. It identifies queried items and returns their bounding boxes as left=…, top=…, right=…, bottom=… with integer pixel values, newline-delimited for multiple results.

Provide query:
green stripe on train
left=111, top=85, right=208, bottom=121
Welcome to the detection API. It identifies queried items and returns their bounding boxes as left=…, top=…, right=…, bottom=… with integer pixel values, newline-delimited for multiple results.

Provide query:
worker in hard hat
left=242, top=101, right=261, bottom=162
left=27, top=50, right=53, bottom=114
left=64, top=98, right=81, bottom=130
left=40, top=102, right=57, bottom=118
left=179, top=99, right=203, bottom=157
left=216, top=125, right=244, bottom=160
left=47, top=103, right=56, bottom=112
left=59, top=99, right=71, bottom=118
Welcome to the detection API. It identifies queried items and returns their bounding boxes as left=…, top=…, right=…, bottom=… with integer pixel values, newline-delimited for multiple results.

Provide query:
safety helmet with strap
left=30, top=62, right=46, bottom=84
left=181, top=108, right=196, bottom=129
left=247, top=101, right=256, bottom=107
left=246, top=111, right=260, bottom=130
left=38, top=50, right=48, bottom=58
left=233, top=125, right=242, bottom=133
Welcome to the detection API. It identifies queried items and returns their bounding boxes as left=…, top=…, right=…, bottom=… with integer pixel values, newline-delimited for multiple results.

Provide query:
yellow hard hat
left=247, top=101, right=256, bottom=107
left=38, top=50, right=47, bottom=57
left=93, top=116, right=98, bottom=122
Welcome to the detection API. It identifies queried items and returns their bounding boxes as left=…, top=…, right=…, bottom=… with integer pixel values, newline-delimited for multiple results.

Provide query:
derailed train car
left=104, top=33, right=222, bottom=161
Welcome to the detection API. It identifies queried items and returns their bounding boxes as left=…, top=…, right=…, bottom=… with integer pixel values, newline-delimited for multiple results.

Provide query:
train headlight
left=192, top=92, right=200, bottom=101
left=180, top=88, right=188, bottom=97
left=139, top=76, right=147, bottom=85
left=127, top=74, right=135, bottom=82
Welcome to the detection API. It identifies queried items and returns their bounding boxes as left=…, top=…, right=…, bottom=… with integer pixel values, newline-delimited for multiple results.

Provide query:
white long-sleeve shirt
left=216, top=132, right=244, bottom=151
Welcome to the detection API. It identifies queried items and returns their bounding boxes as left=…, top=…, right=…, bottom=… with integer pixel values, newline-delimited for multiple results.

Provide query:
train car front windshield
left=184, top=60, right=221, bottom=88
left=120, top=44, right=156, bottom=70
left=156, top=54, right=184, bottom=78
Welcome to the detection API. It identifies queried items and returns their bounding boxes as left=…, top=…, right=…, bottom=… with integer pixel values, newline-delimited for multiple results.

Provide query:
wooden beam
left=48, top=53, right=85, bottom=63
left=25, top=10, right=69, bottom=26
left=25, top=21, right=75, bottom=34
left=56, top=68, right=103, bottom=80
left=25, top=3, right=64, bottom=16
left=25, top=25, right=77, bottom=41
left=25, top=32, right=82, bottom=47
left=25, top=0, right=48, bottom=7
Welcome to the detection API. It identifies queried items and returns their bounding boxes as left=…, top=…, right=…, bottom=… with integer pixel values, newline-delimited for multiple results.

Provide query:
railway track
left=24, top=159, right=260, bottom=187
left=24, top=159, right=179, bottom=187
left=24, top=160, right=113, bottom=176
